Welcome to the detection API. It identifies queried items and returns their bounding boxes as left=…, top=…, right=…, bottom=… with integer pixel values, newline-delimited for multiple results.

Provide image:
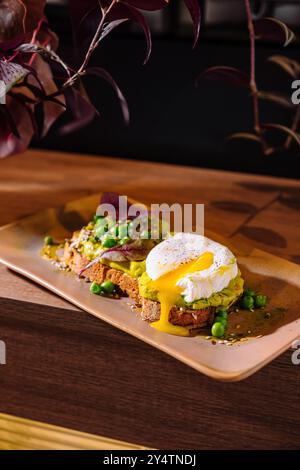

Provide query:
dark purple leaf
left=0, top=34, right=28, bottom=53
left=0, top=60, right=28, bottom=91
left=125, top=1, right=168, bottom=11
left=254, top=17, right=295, bottom=47
left=211, top=200, right=257, bottom=214
left=9, top=90, right=37, bottom=104
left=58, top=87, right=97, bottom=135
left=199, top=66, right=249, bottom=88
left=0, top=104, right=20, bottom=137
left=183, top=0, right=201, bottom=47
left=28, top=54, right=66, bottom=137
left=17, top=42, right=71, bottom=77
left=86, top=66, right=129, bottom=123
left=99, top=192, right=138, bottom=220
left=100, top=239, right=153, bottom=262
left=100, top=191, right=121, bottom=219
left=22, top=1, right=46, bottom=34
left=239, top=226, right=287, bottom=248
left=0, top=94, right=34, bottom=158
left=98, top=19, right=129, bottom=42
left=22, top=62, right=46, bottom=94
left=10, top=93, right=39, bottom=137
left=0, top=1, right=26, bottom=42
left=106, top=3, right=152, bottom=64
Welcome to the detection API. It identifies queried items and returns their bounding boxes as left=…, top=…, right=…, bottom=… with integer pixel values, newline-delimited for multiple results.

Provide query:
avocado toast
left=43, top=206, right=243, bottom=337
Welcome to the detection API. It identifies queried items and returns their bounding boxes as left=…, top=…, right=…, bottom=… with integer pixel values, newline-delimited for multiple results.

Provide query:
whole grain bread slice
left=64, top=243, right=213, bottom=328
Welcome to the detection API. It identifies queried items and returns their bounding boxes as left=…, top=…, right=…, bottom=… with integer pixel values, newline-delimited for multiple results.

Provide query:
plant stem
left=285, top=104, right=300, bottom=149
left=244, top=0, right=268, bottom=152
left=47, top=0, right=117, bottom=97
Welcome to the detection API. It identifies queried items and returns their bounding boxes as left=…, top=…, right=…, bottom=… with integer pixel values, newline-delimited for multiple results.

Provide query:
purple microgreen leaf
left=254, top=17, right=295, bottom=47
left=79, top=239, right=153, bottom=275
left=198, top=66, right=250, bottom=88
left=100, top=191, right=120, bottom=207
left=99, top=191, right=136, bottom=220
left=183, top=0, right=201, bottom=47
left=86, top=66, right=129, bottom=123
left=100, top=239, right=154, bottom=262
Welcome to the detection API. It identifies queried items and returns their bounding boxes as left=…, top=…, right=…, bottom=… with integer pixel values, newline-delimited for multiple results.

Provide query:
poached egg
left=146, top=233, right=238, bottom=336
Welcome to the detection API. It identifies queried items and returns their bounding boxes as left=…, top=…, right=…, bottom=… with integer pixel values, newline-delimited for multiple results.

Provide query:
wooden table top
left=0, top=149, right=300, bottom=449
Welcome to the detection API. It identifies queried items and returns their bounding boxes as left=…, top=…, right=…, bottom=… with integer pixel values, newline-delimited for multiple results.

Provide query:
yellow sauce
left=150, top=252, right=214, bottom=336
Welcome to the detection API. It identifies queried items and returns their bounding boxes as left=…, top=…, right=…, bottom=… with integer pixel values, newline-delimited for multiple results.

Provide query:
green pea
left=102, top=236, right=117, bottom=248
left=214, top=316, right=227, bottom=326
left=100, top=280, right=115, bottom=294
left=215, top=307, right=228, bottom=319
left=255, top=294, right=267, bottom=308
left=244, top=288, right=256, bottom=297
left=44, top=235, right=53, bottom=246
left=241, top=295, right=254, bottom=310
left=120, top=236, right=130, bottom=245
left=108, top=224, right=119, bottom=237
left=211, top=322, right=225, bottom=338
left=118, top=222, right=129, bottom=239
left=90, top=282, right=103, bottom=295
left=94, top=218, right=108, bottom=238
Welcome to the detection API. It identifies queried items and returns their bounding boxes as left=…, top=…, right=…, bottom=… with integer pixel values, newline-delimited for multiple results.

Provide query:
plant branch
left=46, top=0, right=117, bottom=99
left=244, top=0, right=268, bottom=153
left=285, top=104, right=300, bottom=149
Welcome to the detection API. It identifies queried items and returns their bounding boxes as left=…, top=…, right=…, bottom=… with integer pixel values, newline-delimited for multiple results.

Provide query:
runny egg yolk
left=150, top=252, right=214, bottom=336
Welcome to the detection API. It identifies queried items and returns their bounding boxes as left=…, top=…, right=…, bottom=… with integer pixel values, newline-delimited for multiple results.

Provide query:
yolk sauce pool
left=150, top=252, right=214, bottom=336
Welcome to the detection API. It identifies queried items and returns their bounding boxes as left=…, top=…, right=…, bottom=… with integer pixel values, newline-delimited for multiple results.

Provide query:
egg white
left=146, top=233, right=238, bottom=302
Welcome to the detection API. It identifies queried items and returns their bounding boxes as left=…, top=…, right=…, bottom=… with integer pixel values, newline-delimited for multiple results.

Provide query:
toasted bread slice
left=64, top=242, right=140, bottom=302
left=140, top=297, right=214, bottom=327
left=63, top=242, right=213, bottom=329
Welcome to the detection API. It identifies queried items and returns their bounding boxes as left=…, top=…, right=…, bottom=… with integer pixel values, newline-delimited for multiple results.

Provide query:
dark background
left=33, top=1, right=300, bottom=178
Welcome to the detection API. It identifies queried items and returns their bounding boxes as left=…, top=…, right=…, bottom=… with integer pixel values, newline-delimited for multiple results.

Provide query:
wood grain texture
left=0, top=413, right=148, bottom=450
left=0, top=149, right=300, bottom=449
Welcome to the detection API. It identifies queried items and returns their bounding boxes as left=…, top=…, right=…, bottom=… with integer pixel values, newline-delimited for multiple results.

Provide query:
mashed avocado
left=138, top=271, right=244, bottom=309
left=105, top=260, right=146, bottom=278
